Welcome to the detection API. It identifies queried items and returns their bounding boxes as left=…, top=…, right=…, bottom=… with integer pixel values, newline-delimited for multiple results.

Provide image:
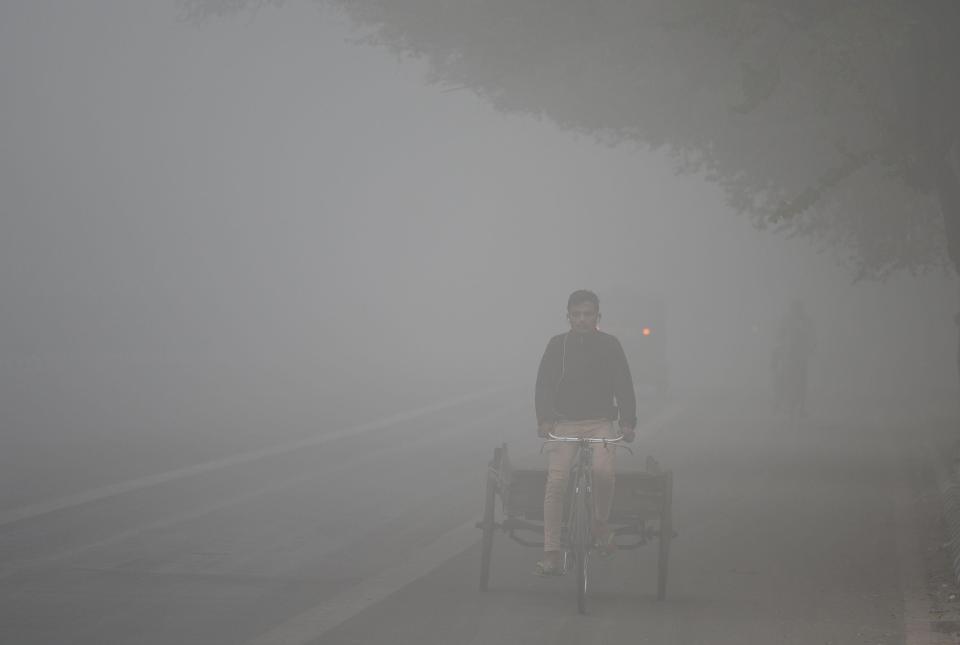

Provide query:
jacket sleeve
left=611, top=337, right=637, bottom=429
left=535, top=336, right=560, bottom=425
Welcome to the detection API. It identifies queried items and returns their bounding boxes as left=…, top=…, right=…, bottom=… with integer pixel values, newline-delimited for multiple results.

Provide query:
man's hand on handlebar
left=537, top=422, right=554, bottom=438
left=620, top=425, right=636, bottom=443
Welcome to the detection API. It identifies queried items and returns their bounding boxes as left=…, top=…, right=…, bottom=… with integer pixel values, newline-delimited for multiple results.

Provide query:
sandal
left=594, top=533, right=617, bottom=559
left=534, top=559, right=565, bottom=576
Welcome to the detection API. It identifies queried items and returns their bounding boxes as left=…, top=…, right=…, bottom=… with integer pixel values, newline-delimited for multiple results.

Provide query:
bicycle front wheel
left=568, top=473, right=592, bottom=614
left=576, top=538, right=588, bottom=614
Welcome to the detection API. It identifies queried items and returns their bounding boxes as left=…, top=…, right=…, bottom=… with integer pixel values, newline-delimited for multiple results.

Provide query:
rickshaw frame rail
left=477, top=437, right=675, bottom=608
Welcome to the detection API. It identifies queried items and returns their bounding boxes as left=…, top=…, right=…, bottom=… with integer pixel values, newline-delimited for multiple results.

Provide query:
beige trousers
left=543, top=420, right=616, bottom=553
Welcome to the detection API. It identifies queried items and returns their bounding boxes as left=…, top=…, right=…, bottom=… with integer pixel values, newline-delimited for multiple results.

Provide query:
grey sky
left=1, top=0, right=956, bottom=440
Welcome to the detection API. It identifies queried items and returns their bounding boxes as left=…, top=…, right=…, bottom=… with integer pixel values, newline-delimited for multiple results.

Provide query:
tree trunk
left=935, top=146, right=960, bottom=402
left=936, top=143, right=960, bottom=274
left=915, top=3, right=960, bottom=399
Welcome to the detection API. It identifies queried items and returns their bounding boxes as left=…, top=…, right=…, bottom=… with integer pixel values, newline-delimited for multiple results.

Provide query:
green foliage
left=183, top=0, right=960, bottom=279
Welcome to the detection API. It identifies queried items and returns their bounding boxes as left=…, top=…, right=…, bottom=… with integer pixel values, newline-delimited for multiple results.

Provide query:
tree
left=182, top=0, right=960, bottom=281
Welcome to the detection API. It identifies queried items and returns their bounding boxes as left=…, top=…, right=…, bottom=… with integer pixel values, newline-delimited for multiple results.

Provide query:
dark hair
left=567, top=289, right=599, bottom=311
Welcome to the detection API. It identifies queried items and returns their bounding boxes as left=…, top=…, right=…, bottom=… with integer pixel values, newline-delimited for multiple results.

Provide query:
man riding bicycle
left=534, top=290, right=637, bottom=576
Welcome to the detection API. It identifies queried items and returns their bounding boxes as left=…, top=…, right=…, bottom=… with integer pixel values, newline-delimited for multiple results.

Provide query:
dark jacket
left=535, top=330, right=637, bottom=429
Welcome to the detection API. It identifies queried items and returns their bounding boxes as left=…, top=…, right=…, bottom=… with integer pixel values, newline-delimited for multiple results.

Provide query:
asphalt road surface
left=0, top=386, right=953, bottom=644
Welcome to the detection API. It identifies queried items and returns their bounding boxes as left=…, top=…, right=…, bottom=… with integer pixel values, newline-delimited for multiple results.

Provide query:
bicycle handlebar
left=546, top=433, right=625, bottom=443
left=544, top=433, right=634, bottom=455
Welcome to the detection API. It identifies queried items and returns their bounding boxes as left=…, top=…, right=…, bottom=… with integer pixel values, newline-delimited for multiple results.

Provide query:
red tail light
left=642, top=327, right=652, bottom=337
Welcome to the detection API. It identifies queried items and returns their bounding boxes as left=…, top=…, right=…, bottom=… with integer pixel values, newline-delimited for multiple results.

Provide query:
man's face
left=568, top=301, right=600, bottom=333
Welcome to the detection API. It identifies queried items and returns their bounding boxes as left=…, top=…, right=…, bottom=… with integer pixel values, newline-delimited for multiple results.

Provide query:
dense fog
left=4, top=4, right=960, bottom=643
left=1, top=1, right=956, bottom=452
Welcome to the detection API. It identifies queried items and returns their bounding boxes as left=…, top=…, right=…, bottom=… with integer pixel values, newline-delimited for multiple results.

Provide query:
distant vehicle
left=601, top=294, right=669, bottom=398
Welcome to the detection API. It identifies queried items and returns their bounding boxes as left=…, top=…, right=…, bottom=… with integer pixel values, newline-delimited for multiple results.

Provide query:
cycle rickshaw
left=477, top=434, right=674, bottom=613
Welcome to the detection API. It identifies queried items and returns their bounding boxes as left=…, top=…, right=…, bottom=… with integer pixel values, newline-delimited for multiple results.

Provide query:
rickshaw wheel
left=657, top=471, right=673, bottom=601
left=479, top=446, right=500, bottom=591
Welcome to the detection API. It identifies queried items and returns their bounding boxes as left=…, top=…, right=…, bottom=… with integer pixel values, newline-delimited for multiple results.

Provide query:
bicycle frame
left=543, top=433, right=631, bottom=548
left=544, top=432, right=631, bottom=613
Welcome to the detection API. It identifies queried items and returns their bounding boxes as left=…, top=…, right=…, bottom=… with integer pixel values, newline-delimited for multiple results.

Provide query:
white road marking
left=244, top=519, right=479, bottom=645
left=244, top=399, right=691, bottom=645
left=0, top=387, right=506, bottom=529
left=0, top=403, right=519, bottom=579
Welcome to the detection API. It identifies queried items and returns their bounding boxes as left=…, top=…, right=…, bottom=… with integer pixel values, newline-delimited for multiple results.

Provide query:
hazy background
left=1, top=0, right=956, bottom=453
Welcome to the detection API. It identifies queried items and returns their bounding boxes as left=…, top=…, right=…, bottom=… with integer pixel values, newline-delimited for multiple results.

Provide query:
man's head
left=567, top=289, right=600, bottom=333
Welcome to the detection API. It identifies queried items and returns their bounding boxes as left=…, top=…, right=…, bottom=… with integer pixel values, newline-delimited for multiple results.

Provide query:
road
left=0, top=386, right=953, bottom=644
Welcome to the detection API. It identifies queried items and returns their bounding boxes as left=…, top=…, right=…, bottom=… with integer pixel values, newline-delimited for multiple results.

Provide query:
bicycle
left=477, top=436, right=674, bottom=610
left=544, top=432, right=632, bottom=614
